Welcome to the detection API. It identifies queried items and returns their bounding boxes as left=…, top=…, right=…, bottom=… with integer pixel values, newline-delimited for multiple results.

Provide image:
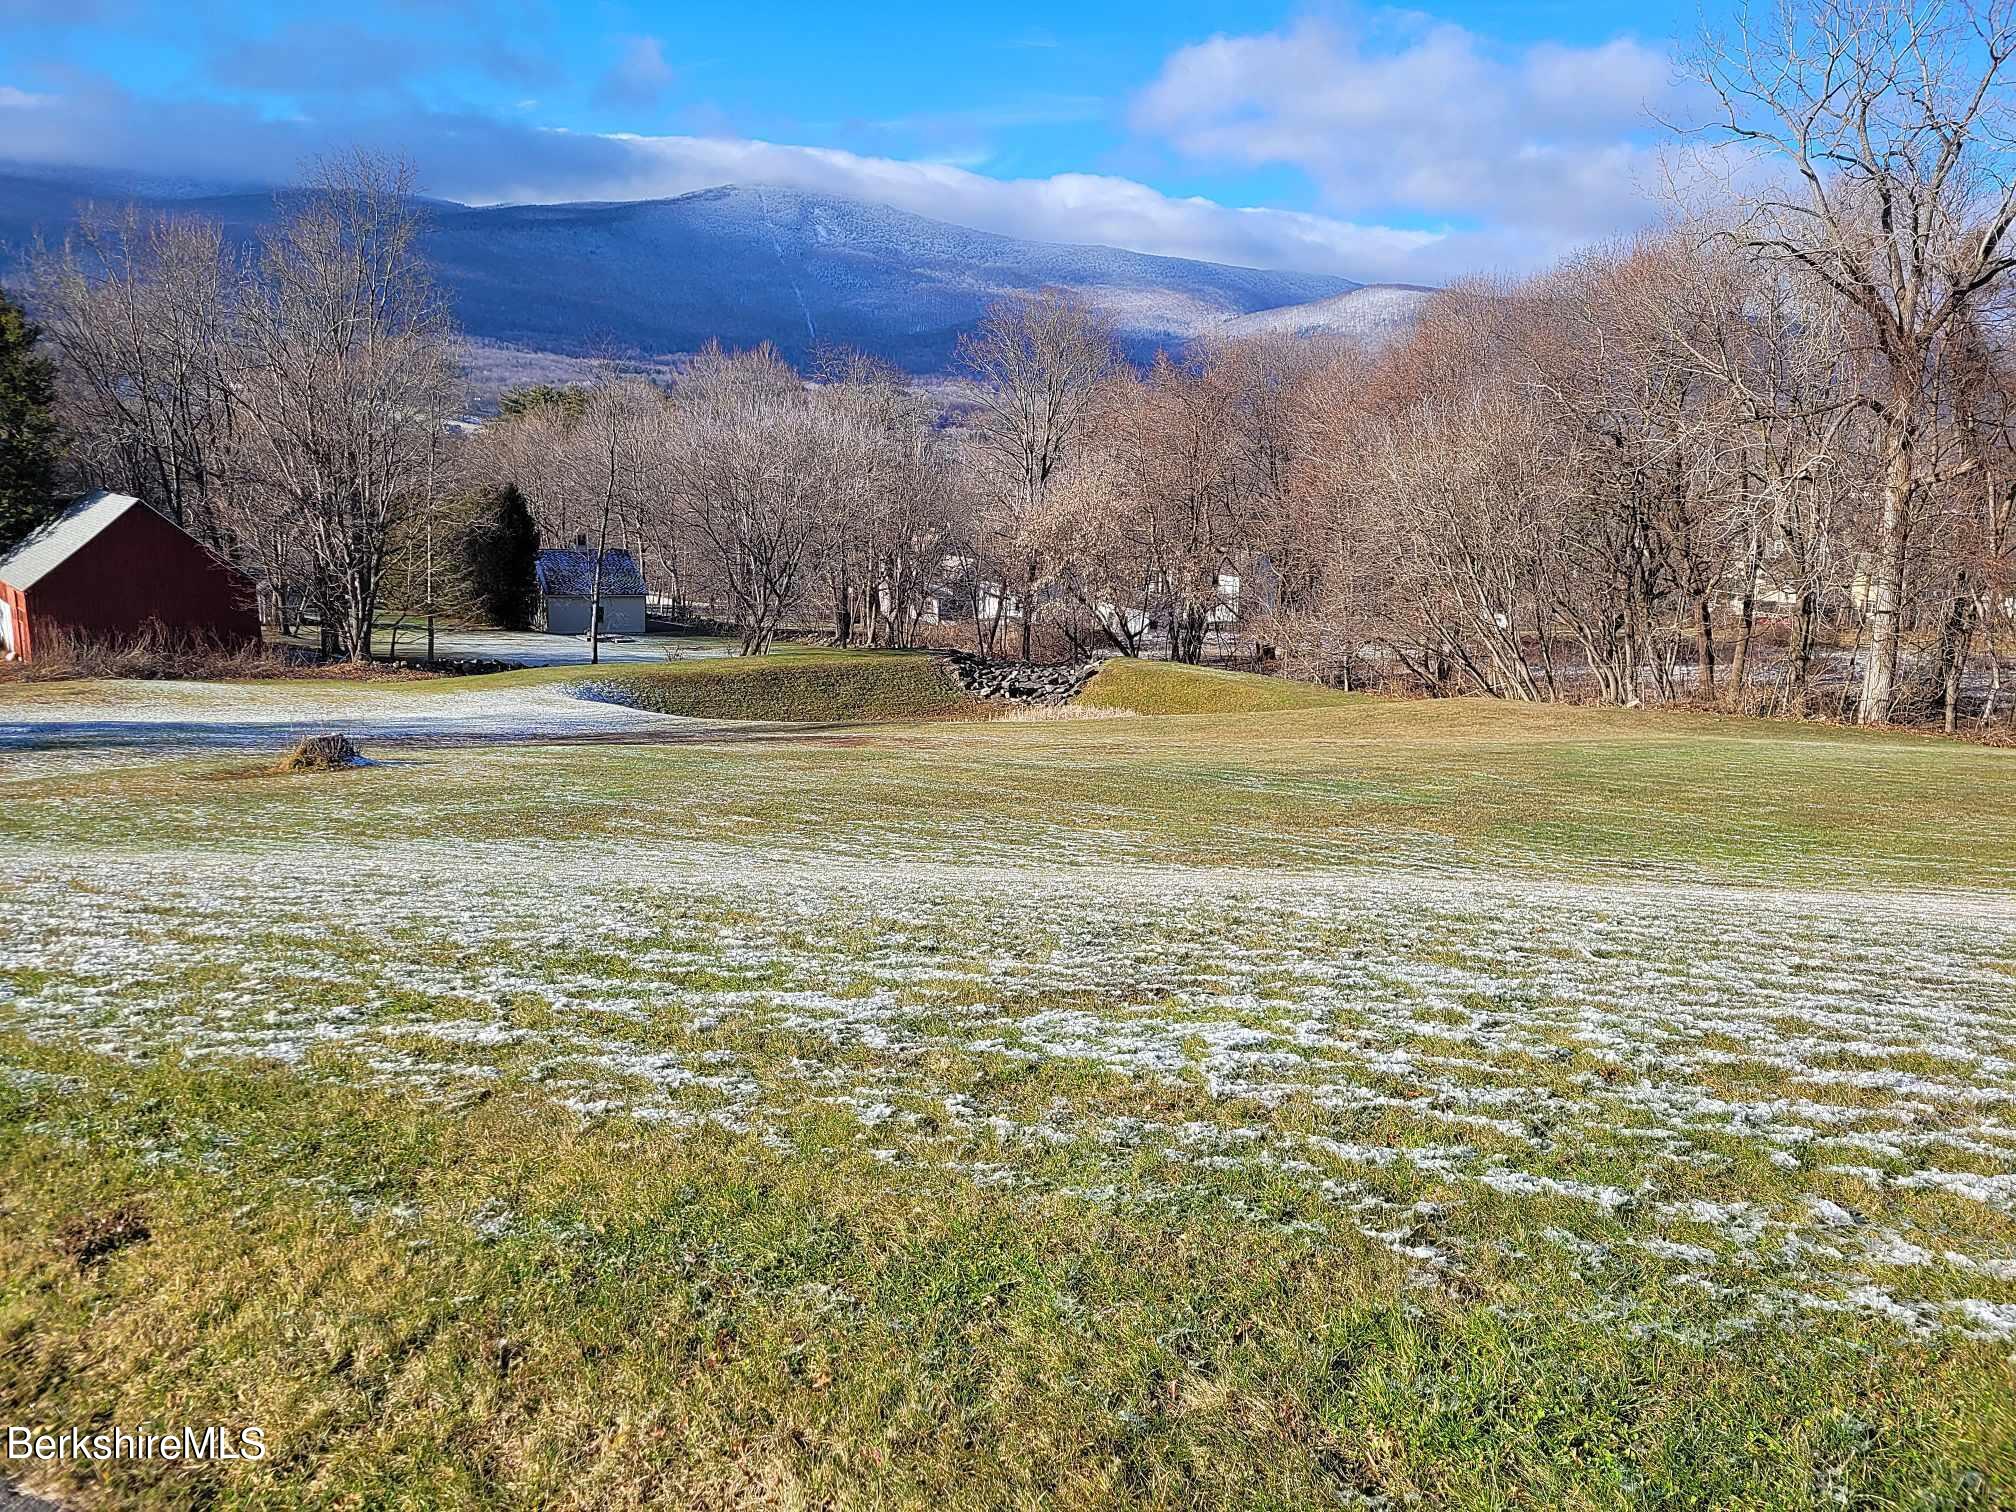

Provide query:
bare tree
left=808, top=347, right=949, bottom=648
left=580, top=379, right=664, bottom=664
left=665, top=346, right=858, bottom=654
left=228, top=152, right=462, bottom=660
left=1055, top=353, right=1261, bottom=663
left=1685, top=0, right=2016, bottom=720
left=1036, top=442, right=1156, bottom=657
left=957, top=289, right=1121, bottom=659
left=1927, top=316, right=2016, bottom=725
left=1656, top=238, right=1865, bottom=706
left=28, top=209, right=240, bottom=544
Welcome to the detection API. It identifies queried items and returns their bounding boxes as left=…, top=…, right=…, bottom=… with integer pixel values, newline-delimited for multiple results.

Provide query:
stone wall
left=939, top=652, right=1098, bottom=705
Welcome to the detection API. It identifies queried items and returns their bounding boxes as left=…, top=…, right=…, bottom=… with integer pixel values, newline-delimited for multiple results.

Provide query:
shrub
left=0, top=625, right=437, bottom=683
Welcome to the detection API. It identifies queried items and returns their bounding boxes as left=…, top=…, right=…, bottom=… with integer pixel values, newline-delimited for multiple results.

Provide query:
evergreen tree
left=0, top=286, right=60, bottom=551
left=458, top=483, right=542, bottom=628
left=497, top=384, right=588, bottom=422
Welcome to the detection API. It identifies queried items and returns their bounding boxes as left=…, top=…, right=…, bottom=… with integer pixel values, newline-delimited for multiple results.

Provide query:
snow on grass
left=0, top=678, right=720, bottom=774
left=3, top=830, right=2013, bottom=1345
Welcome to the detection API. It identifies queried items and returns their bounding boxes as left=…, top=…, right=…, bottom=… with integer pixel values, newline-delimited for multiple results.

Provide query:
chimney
left=575, top=533, right=588, bottom=548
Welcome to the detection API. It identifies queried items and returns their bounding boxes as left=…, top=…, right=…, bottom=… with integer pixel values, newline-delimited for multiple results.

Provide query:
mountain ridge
left=0, top=170, right=1420, bottom=375
left=1218, top=284, right=1440, bottom=345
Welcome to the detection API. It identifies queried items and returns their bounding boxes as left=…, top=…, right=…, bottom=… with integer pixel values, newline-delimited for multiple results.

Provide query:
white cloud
left=1130, top=17, right=1684, bottom=259
left=0, top=10, right=1698, bottom=289
left=597, top=36, right=674, bottom=109
left=462, top=130, right=1453, bottom=281
left=0, top=82, right=1534, bottom=284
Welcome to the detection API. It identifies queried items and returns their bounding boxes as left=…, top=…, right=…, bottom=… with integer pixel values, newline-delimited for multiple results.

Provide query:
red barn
left=0, top=491, right=261, bottom=663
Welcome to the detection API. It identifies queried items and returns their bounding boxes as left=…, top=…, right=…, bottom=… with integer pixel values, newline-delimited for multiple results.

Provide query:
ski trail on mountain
left=753, top=185, right=817, bottom=343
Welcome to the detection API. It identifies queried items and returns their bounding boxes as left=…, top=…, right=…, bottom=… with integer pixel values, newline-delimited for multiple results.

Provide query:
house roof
left=535, top=547, right=646, bottom=598
left=0, top=491, right=143, bottom=591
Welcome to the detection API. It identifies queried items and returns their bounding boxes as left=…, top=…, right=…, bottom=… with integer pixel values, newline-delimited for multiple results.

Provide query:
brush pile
left=274, top=733, right=366, bottom=772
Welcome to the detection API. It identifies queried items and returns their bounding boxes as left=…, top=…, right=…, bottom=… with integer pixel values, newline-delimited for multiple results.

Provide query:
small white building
left=534, top=545, right=647, bottom=636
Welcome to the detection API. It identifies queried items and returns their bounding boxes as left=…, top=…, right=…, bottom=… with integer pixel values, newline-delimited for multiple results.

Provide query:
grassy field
left=577, top=648, right=980, bottom=722
left=1081, top=658, right=1353, bottom=714
left=2, top=659, right=2014, bottom=1507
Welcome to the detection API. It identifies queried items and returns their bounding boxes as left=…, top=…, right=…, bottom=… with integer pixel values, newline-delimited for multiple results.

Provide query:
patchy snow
left=0, top=679, right=731, bottom=773
left=1218, top=284, right=1435, bottom=345
left=3, top=673, right=2013, bottom=1343
left=375, top=630, right=735, bottom=668
left=4, top=829, right=2015, bottom=1342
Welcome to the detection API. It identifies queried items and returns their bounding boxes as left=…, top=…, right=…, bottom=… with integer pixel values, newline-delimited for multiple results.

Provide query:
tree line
left=2, top=153, right=458, bottom=661
left=3, top=1, right=2014, bottom=727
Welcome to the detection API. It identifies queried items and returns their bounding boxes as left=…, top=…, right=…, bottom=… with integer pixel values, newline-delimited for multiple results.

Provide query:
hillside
left=574, top=648, right=977, bottom=722
left=0, top=169, right=1363, bottom=373
left=428, top=186, right=1358, bottom=370
left=1078, top=659, right=1354, bottom=714
left=1217, top=283, right=1438, bottom=344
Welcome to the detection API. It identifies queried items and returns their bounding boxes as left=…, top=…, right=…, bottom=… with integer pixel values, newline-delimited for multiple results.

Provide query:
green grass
left=1081, top=658, right=1355, bottom=714
left=3, top=1046, right=2012, bottom=1510
left=575, top=648, right=980, bottom=723
left=8, top=693, right=2008, bottom=887
left=3, top=686, right=2016, bottom=1506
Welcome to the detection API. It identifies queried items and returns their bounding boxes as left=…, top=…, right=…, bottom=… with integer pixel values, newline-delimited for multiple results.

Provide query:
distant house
left=534, top=542, right=647, bottom=635
left=0, top=491, right=259, bottom=663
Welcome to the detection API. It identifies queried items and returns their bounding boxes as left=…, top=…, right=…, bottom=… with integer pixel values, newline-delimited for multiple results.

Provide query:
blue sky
left=0, top=1, right=1722, bottom=281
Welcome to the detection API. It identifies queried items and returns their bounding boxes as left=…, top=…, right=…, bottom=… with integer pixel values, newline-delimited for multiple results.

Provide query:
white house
left=534, top=544, right=647, bottom=636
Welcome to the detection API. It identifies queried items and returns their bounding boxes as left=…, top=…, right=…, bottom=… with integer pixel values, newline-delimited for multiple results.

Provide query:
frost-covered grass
left=1, top=690, right=2014, bottom=1506
left=0, top=672, right=728, bottom=776
left=0, top=651, right=978, bottom=778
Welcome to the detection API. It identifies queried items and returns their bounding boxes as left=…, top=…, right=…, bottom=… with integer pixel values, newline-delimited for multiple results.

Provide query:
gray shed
left=534, top=547, right=647, bottom=636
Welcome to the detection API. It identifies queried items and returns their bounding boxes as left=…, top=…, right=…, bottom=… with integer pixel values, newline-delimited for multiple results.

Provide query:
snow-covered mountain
left=0, top=172, right=1369, bottom=373
left=1217, top=284, right=1439, bottom=345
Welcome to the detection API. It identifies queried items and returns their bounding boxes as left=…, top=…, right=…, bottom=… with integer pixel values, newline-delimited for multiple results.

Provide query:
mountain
left=1217, top=284, right=1439, bottom=344
left=427, top=186, right=1362, bottom=370
left=0, top=171, right=1368, bottom=374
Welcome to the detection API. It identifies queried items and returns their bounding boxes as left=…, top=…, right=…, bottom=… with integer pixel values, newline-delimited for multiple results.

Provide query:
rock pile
left=940, top=652, right=1098, bottom=705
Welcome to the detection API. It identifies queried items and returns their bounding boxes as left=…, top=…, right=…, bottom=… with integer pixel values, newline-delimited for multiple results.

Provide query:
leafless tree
left=1684, top=0, right=2016, bottom=720
left=664, top=346, right=861, bottom=654
left=1656, top=239, right=1865, bottom=705
left=228, top=152, right=462, bottom=660
left=810, top=348, right=954, bottom=648
left=28, top=209, right=241, bottom=544
left=956, top=289, right=1121, bottom=659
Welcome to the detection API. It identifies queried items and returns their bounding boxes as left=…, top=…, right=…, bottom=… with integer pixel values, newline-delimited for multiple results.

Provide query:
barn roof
left=535, top=547, right=646, bottom=598
left=0, top=491, right=143, bottom=591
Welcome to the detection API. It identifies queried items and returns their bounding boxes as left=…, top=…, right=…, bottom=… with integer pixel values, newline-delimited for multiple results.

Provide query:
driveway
left=317, top=628, right=740, bottom=669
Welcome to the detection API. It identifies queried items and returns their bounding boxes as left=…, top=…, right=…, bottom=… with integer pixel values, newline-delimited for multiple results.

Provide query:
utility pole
left=425, top=421, right=437, bottom=665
